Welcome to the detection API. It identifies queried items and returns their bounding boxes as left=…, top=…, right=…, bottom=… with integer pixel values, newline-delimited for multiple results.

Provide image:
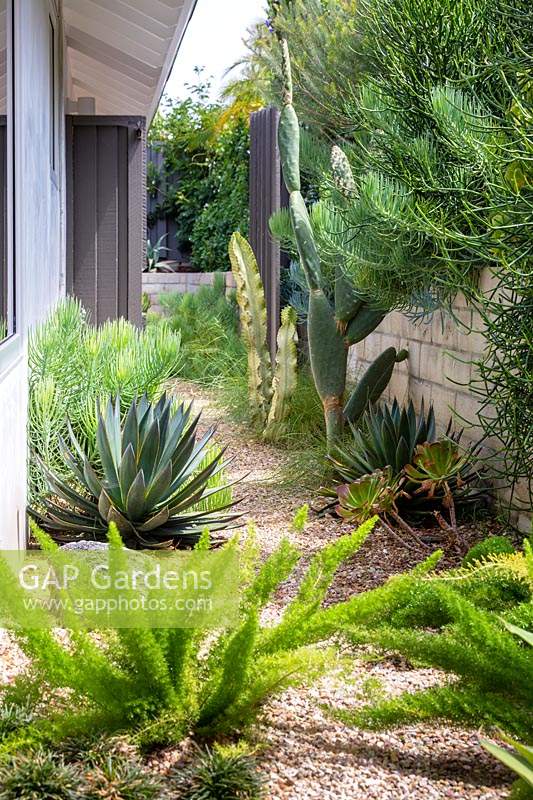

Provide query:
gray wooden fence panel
left=66, top=116, right=145, bottom=326
left=146, top=144, right=186, bottom=263
left=249, top=106, right=287, bottom=362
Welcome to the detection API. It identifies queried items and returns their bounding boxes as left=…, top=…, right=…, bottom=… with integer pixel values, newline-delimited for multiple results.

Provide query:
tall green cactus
left=229, top=232, right=298, bottom=440
left=265, top=306, right=298, bottom=441
left=229, top=232, right=273, bottom=423
left=277, top=39, right=407, bottom=446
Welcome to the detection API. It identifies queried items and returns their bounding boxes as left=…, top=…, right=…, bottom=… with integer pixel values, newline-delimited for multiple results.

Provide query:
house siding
left=0, top=0, right=64, bottom=547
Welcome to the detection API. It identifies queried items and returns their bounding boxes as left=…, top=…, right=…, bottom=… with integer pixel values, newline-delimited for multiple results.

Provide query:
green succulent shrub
left=172, top=745, right=265, bottom=800
left=29, top=298, right=182, bottom=504
left=325, top=401, right=483, bottom=546
left=0, top=749, right=83, bottom=800
left=463, top=536, right=516, bottom=568
left=335, top=469, right=431, bottom=553
left=29, top=394, right=239, bottom=549
left=0, top=516, right=393, bottom=754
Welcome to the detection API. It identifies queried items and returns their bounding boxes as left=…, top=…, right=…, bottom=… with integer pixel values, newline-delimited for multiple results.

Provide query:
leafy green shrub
left=172, top=745, right=265, bottom=800
left=0, top=749, right=83, bottom=800
left=148, top=78, right=249, bottom=272
left=155, top=276, right=245, bottom=385
left=29, top=395, right=238, bottom=549
left=29, top=298, right=182, bottom=503
left=0, top=517, right=380, bottom=754
left=189, top=117, right=250, bottom=272
left=84, top=756, right=162, bottom=800
left=463, top=536, right=516, bottom=567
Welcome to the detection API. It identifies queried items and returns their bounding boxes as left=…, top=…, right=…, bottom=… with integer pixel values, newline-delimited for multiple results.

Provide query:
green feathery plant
left=29, top=298, right=182, bottom=503
left=152, top=273, right=245, bottom=386
left=334, top=538, right=533, bottom=739
left=0, top=516, right=388, bottom=755
left=462, top=536, right=516, bottom=567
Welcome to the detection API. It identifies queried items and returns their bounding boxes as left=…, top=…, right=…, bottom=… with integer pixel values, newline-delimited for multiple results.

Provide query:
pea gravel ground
left=0, top=381, right=512, bottom=799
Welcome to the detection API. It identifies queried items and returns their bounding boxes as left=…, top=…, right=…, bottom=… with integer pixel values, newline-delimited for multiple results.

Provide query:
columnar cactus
left=277, top=39, right=407, bottom=446
left=229, top=232, right=298, bottom=441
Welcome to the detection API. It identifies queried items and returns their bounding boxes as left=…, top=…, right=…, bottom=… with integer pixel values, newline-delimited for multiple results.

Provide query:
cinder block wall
left=142, top=271, right=236, bottom=315
left=348, top=272, right=530, bottom=531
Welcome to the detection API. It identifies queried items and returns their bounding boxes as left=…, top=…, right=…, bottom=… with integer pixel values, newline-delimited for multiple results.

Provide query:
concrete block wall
left=143, top=271, right=236, bottom=316
left=348, top=276, right=530, bottom=531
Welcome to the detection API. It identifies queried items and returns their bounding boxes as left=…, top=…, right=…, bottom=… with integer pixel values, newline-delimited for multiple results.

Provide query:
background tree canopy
left=147, top=73, right=254, bottom=272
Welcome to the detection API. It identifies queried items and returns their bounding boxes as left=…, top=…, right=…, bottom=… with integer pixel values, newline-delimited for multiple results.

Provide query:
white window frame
left=0, top=0, right=18, bottom=376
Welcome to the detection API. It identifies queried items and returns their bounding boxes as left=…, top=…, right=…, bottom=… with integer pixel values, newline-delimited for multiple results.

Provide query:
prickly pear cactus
left=277, top=38, right=408, bottom=445
left=265, top=306, right=298, bottom=441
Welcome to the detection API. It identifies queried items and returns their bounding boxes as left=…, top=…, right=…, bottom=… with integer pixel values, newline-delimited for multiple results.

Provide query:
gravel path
left=0, top=381, right=512, bottom=799
left=172, top=381, right=512, bottom=800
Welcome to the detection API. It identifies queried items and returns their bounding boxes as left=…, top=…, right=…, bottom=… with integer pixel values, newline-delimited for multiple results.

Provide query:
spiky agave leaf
left=330, top=399, right=436, bottom=482
left=28, top=395, right=241, bottom=549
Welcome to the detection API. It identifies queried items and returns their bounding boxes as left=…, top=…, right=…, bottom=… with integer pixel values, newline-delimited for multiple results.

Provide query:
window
left=0, top=0, right=13, bottom=346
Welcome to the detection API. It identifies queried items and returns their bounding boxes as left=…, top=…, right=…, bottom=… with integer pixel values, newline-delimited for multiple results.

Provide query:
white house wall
left=0, top=0, right=64, bottom=547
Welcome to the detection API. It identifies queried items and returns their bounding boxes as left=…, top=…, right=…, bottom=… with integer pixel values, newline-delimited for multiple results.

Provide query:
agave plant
left=145, top=234, right=169, bottom=272
left=324, top=399, right=483, bottom=528
left=329, top=399, right=436, bottom=482
left=336, top=469, right=429, bottom=551
left=29, top=395, right=240, bottom=549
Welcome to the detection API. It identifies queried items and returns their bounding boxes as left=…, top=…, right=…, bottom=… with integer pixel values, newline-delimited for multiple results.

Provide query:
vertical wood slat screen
left=66, top=116, right=145, bottom=326
left=249, top=106, right=288, bottom=362
left=146, top=145, right=182, bottom=263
